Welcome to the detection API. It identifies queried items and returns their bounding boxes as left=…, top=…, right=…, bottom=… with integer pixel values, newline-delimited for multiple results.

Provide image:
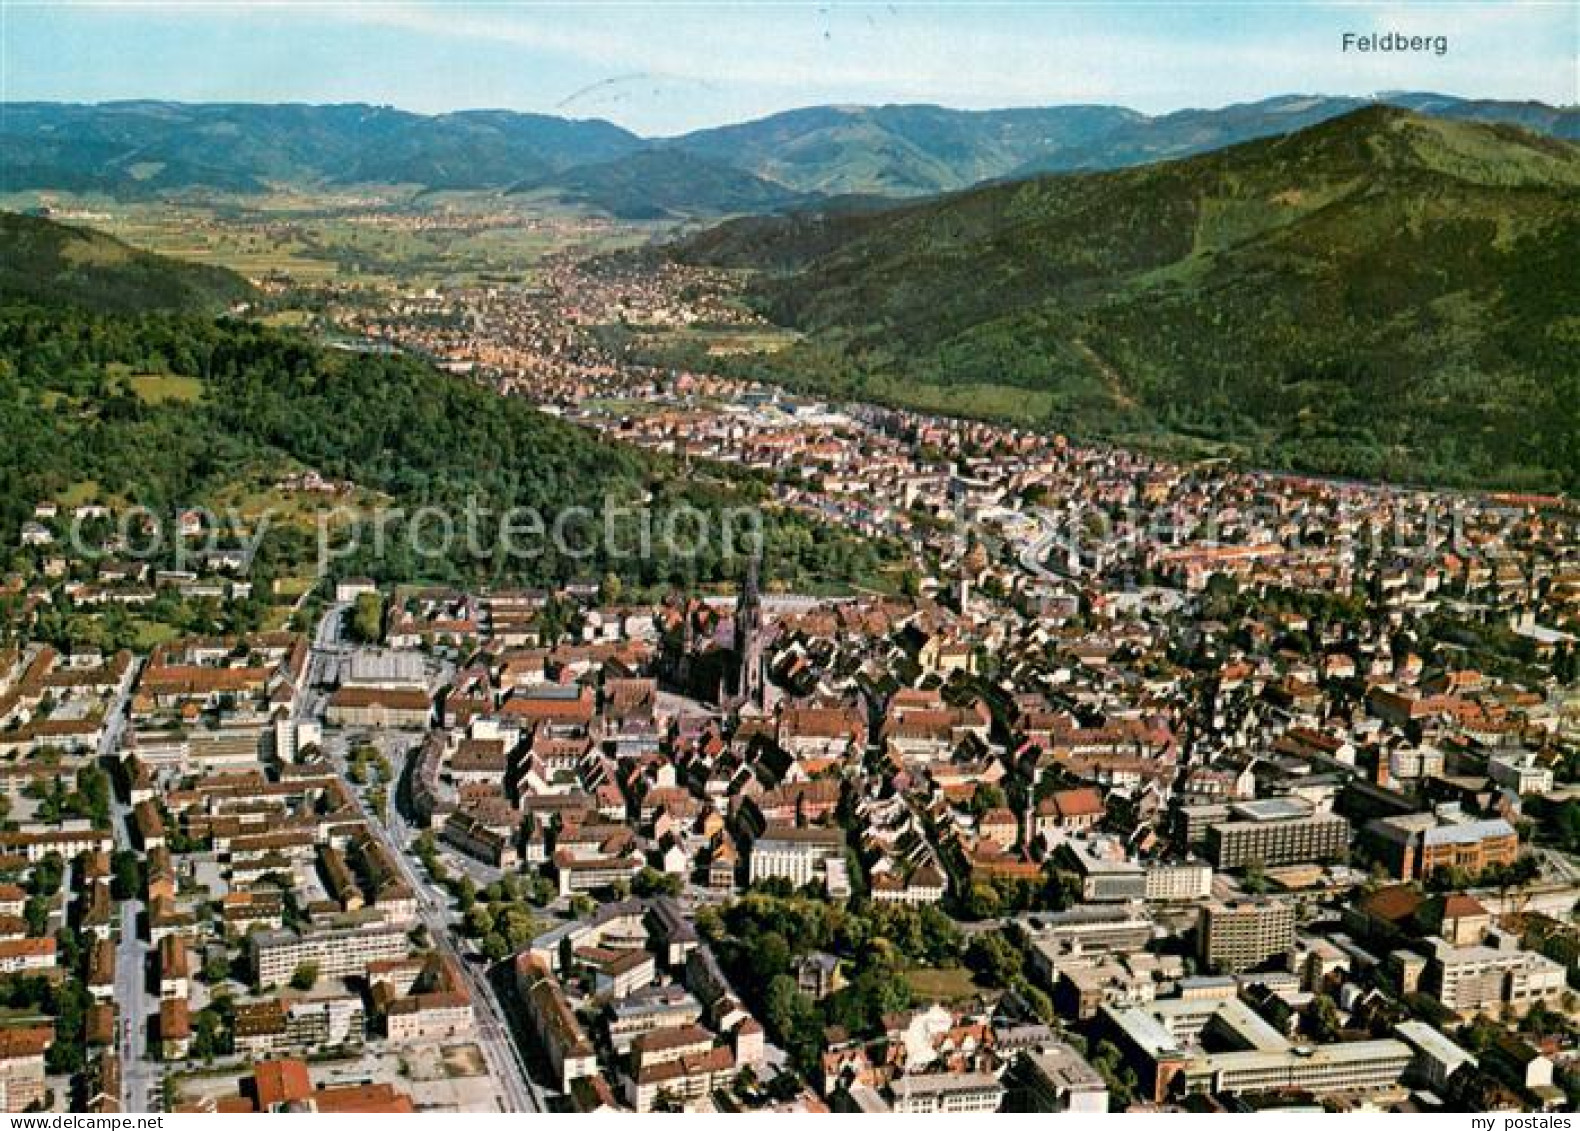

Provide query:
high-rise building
left=1198, top=899, right=1296, bottom=973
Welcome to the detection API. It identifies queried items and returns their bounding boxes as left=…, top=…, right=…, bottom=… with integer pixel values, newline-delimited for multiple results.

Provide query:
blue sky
left=2, top=2, right=1575, bottom=134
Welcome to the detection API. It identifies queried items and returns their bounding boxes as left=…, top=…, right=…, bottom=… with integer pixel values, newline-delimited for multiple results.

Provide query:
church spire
left=734, top=552, right=765, bottom=708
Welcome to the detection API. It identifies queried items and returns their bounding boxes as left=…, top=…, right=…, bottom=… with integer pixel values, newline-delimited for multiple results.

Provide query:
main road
left=99, top=655, right=164, bottom=1112
left=305, top=604, right=545, bottom=1113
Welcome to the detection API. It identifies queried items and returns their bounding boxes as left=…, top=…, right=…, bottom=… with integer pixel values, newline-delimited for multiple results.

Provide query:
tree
left=1241, top=859, right=1268, bottom=895
left=968, top=782, right=1007, bottom=818
left=632, top=867, right=682, bottom=898
left=27, top=853, right=64, bottom=898
left=500, top=906, right=537, bottom=949
left=1089, top=1039, right=1135, bottom=1109
left=290, top=962, right=319, bottom=991
left=763, top=975, right=822, bottom=1075
left=749, top=931, right=792, bottom=983
left=917, top=905, right=963, bottom=963
left=964, top=881, right=1001, bottom=920
left=349, top=592, right=383, bottom=643
left=464, top=905, right=496, bottom=939
left=110, top=850, right=144, bottom=900
left=72, top=765, right=112, bottom=828
left=966, top=933, right=1023, bottom=987
left=599, top=571, right=623, bottom=605
left=1307, top=993, right=1343, bottom=1042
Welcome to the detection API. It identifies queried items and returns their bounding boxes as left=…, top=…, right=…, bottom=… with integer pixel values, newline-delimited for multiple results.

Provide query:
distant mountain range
left=3, top=94, right=1577, bottom=214
left=675, top=108, right=1580, bottom=492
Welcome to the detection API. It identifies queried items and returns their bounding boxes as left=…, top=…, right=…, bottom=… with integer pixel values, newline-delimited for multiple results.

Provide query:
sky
left=1, top=1, right=1575, bottom=135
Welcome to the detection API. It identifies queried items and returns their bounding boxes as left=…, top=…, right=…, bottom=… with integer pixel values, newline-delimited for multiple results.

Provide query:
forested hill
left=0, top=211, right=254, bottom=314
left=0, top=232, right=894, bottom=591
left=508, top=148, right=812, bottom=219
left=675, top=108, right=1580, bottom=492
left=5, top=95, right=1577, bottom=205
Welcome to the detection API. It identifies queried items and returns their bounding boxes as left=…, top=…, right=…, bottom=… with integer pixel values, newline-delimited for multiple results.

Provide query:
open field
left=2, top=190, right=669, bottom=289
left=903, top=965, right=988, bottom=1004
left=127, top=372, right=205, bottom=404
left=639, top=324, right=802, bottom=356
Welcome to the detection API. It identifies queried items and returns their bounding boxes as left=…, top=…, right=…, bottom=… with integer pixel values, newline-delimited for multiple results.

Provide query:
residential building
left=1198, top=900, right=1296, bottom=973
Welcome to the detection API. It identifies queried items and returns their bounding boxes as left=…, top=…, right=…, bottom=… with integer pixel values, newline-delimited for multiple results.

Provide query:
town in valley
left=1, top=20, right=1579, bottom=1113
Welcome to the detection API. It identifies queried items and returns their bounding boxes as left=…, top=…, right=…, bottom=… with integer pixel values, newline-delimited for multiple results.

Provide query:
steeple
left=734, top=553, right=765, bottom=708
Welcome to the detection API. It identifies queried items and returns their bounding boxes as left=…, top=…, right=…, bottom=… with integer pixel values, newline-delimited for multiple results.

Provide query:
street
left=305, top=603, right=546, bottom=1113
left=100, top=656, right=163, bottom=1113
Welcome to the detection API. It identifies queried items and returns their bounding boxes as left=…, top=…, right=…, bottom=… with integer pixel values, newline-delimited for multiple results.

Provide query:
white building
left=889, top=1071, right=1003, bottom=1113
left=748, top=826, right=846, bottom=889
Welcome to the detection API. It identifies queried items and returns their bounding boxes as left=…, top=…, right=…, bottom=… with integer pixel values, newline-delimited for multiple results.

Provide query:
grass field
left=903, top=965, right=988, bottom=1004
left=128, top=372, right=204, bottom=404
left=861, top=375, right=1063, bottom=422
left=59, top=480, right=120, bottom=507
left=131, top=621, right=183, bottom=650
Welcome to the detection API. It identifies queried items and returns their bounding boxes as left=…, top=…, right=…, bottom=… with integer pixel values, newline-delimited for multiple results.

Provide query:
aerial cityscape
left=0, top=0, right=1576, bottom=1118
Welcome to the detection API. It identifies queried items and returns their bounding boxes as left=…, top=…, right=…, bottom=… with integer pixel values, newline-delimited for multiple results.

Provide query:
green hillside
left=0, top=211, right=255, bottom=314
left=0, top=102, right=642, bottom=195
left=665, top=103, right=1143, bottom=195
left=0, top=221, right=896, bottom=592
left=676, top=108, right=1580, bottom=491
left=509, top=148, right=810, bottom=219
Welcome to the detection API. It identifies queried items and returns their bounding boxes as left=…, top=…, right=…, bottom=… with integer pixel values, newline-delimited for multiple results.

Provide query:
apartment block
left=250, top=926, right=410, bottom=989
left=1205, top=801, right=1350, bottom=869
left=1198, top=900, right=1296, bottom=973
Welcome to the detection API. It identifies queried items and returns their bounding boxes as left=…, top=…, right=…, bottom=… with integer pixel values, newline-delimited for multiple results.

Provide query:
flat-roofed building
left=1206, top=800, right=1350, bottom=869
left=342, top=650, right=428, bottom=691
left=1023, top=905, right=1155, bottom=961
left=1176, top=1038, right=1411, bottom=1098
left=1143, top=863, right=1213, bottom=903
left=1059, top=843, right=1146, bottom=902
left=234, top=996, right=366, bottom=1057
left=1198, top=900, right=1296, bottom=973
left=748, top=825, right=846, bottom=890
left=1396, top=1020, right=1477, bottom=1091
left=556, top=853, right=642, bottom=898
left=250, top=926, right=409, bottom=989
left=889, top=1071, right=1003, bottom=1113
left=1424, top=935, right=1566, bottom=1015
left=1100, top=999, right=1410, bottom=1102
left=606, top=985, right=703, bottom=1054
left=1021, top=1043, right=1109, bottom=1113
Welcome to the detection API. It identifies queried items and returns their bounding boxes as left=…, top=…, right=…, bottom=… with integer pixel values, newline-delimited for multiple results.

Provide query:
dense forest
left=0, top=212, right=253, bottom=314
left=0, top=303, right=899, bottom=593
